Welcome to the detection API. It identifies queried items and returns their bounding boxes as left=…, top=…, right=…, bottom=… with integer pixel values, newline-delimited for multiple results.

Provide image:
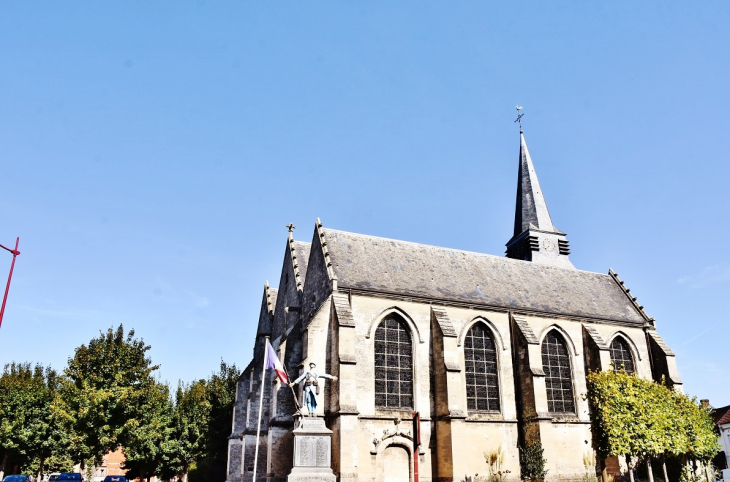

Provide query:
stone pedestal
left=287, top=417, right=336, bottom=482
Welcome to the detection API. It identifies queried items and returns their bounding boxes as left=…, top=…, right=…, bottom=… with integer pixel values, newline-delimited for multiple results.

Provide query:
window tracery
left=464, top=323, right=500, bottom=411
left=374, top=316, right=413, bottom=409
left=609, top=336, right=635, bottom=373
left=541, top=330, right=575, bottom=414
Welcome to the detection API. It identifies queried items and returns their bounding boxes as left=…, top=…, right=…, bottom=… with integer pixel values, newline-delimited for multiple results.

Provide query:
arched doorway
left=380, top=444, right=411, bottom=482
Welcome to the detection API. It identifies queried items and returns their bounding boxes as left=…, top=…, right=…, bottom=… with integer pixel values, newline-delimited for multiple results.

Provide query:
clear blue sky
left=1, top=2, right=728, bottom=404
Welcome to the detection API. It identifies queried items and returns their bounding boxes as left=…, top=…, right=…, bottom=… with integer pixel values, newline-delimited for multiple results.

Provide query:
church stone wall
left=345, top=296, right=433, bottom=481
left=587, top=324, right=653, bottom=379
left=514, top=315, right=593, bottom=479
left=229, top=288, right=677, bottom=482
left=460, top=422, right=520, bottom=477
left=539, top=421, right=593, bottom=479
left=301, top=230, right=333, bottom=323
left=341, top=294, right=530, bottom=481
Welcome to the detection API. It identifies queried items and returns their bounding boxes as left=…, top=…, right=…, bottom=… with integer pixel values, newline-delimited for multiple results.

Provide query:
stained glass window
left=541, top=331, right=575, bottom=414
left=464, top=323, right=500, bottom=411
left=374, top=316, right=413, bottom=409
left=609, top=336, right=635, bottom=373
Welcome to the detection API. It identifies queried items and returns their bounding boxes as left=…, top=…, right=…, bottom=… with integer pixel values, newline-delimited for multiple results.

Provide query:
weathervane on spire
left=515, top=105, right=524, bottom=132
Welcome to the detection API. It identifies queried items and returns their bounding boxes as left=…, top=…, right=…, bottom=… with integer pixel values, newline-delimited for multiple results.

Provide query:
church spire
left=514, top=132, right=556, bottom=236
left=506, top=128, right=574, bottom=269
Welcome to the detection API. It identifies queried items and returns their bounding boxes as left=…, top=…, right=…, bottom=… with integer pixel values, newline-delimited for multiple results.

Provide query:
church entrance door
left=380, top=445, right=411, bottom=482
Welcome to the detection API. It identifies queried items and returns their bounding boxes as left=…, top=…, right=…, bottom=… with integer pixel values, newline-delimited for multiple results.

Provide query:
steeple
left=506, top=131, right=574, bottom=269
left=513, top=132, right=556, bottom=235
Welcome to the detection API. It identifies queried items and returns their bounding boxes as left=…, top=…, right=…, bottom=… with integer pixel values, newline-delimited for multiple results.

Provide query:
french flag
left=265, top=339, right=289, bottom=384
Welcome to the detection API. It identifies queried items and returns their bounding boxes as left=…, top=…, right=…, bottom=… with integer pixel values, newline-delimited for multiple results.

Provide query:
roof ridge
left=608, top=269, right=654, bottom=326
left=288, top=233, right=305, bottom=292
left=264, top=280, right=276, bottom=314
left=316, top=218, right=338, bottom=288
left=322, top=227, right=606, bottom=277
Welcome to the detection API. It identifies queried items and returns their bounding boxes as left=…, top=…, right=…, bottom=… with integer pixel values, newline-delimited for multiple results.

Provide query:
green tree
left=123, top=382, right=178, bottom=480
left=587, top=370, right=674, bottom=481
left=0, top=362, right=71, bottom=477
left=672, top=392, right=721, bottom=478
left=172, top=379, right=211, bottom=476
left=58, top=325, right=160, bottom=466
left=125, top=360, right=240, bottom=482
left=187, top=361, right=240, bottom=482
left=587, top=370, right=721, bottom=482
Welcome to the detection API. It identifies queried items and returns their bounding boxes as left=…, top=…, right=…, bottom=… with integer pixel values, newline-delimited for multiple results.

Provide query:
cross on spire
left=286, top=223, right=296, bottom=233
left=514, top=105, right=524, bottom=132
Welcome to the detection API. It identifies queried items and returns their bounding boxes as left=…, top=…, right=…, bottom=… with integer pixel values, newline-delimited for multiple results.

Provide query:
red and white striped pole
left=0, top=237, right=20, bottom=329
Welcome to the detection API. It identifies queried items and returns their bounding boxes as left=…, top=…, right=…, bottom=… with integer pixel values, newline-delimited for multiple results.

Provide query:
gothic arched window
left=541, top=330, right=575, bottom=414
left=464, top=323, right=500, bottom=411
left=609, top=336, right=635, bottom=373
left=374, top=316, right=413, bottom=409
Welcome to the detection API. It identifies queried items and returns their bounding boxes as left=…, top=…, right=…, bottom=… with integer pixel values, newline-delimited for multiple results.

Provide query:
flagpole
left=282, top=363, right=302, bottom=413
left=252, top=336, right=269, bottom=482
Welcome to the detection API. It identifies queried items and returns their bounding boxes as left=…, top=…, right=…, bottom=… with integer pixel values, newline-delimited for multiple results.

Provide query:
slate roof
left=514, top=132, right=559, bottom=236
left=291, top=241, right=311, bottom=285
left=267, top=287, right=279, bottom=314
left=323, top=229, right=645, bottom=324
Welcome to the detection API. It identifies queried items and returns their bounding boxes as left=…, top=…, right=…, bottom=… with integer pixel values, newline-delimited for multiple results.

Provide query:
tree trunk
left=0, top=451, right=8, bottom=480
left=39, top=457, right=45, bottom=481
left=662, top=457, right=669, bottom=482
left=601, top=458, right=609, bottom=482
left=627, top=455, right=635, bottom=482
left=648, top=458, right=655, bottom=482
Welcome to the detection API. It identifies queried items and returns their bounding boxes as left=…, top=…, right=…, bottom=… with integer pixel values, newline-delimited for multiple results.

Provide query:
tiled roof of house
left=714, top=405, right=730, bottom=425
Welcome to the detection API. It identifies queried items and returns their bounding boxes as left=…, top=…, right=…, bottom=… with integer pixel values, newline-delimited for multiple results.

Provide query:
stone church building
left=226, top=133, right=682, bottom=482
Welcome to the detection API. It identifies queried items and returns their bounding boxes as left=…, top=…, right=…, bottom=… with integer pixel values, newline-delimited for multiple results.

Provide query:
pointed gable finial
left=286, top=223, right=296, bottom=244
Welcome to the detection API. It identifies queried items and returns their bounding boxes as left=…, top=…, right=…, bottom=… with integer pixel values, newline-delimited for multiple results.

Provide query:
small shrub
left=520, top=441, right=548, bottom=482
left=679, top=465, right=705, bottom=482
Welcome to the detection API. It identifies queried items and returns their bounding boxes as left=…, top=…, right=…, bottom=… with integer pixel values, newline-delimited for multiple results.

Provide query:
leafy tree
left=127, top=360, right=240, bottom=482
left=123, top=382, right=178, bottom=480
left=57, top=325, right=160, bottom=466
left=171, top=379, right=210, bottom=476
left=587, top=370, right=720, bottom=482
left=22, top=451, right=75, bottom=477
left=672, top=393, right=721, bottom=463
left=0, top=362, right=71, bottom=478
left=187, top=361, right=240, bottom=482
left=0, top=327, right=240, bottom=482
